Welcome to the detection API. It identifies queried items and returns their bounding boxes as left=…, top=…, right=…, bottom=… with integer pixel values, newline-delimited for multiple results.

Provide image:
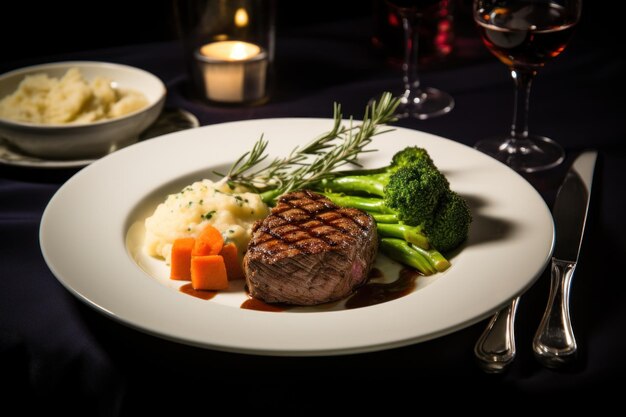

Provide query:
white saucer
left=0, top=108, right=199, bottom=169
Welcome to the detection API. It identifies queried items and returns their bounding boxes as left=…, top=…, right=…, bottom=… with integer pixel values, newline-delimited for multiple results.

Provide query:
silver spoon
left=474, top=297, right=519, bottom=373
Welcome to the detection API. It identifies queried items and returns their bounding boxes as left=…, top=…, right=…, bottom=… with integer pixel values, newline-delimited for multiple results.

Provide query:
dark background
left=2, top=0, right=370, bottom=62
left=1, top=0, right=618, bottom=65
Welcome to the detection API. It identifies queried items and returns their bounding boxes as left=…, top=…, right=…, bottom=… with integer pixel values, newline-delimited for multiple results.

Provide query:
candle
left=195, top=41, right=268, bottom=103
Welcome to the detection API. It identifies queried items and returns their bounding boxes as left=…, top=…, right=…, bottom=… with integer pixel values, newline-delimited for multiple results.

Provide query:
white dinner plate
left=40, top=118, right=554, bottom=356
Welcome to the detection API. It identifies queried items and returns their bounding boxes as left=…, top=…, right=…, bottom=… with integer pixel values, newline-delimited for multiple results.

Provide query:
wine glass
left=473, top=0, right=582, bottom=172
left=387, top=0, right=455, bottom=119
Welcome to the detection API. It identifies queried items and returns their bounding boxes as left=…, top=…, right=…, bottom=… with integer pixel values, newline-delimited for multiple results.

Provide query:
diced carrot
left=190, top=255, right=229, bottom=290
left=219, top=243, right=245, bottom=280
left=192, top=225, right=224, bottom=257
left=170, top=237, right=195, bottom=281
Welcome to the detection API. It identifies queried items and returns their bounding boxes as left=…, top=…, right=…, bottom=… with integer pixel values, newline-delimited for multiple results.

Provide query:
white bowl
left=0, top=61, right=166, bottom=159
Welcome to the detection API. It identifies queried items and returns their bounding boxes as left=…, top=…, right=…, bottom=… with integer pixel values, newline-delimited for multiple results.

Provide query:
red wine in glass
left=384, top=0, right=454, bottom=119
left=372, top=0, right=454, bottom=66
left=473, top=0, right=581, bottom=172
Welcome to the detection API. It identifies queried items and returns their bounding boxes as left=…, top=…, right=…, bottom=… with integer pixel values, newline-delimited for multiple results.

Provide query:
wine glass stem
left=509, top=69, right=536, bottom=143
left=400, top=11, right=422, bottom=102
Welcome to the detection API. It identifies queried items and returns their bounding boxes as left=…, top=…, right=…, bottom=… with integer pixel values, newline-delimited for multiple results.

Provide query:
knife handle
left=474, top=297, right=520, bottom=373
left=533, top=258, right=578, bottom=367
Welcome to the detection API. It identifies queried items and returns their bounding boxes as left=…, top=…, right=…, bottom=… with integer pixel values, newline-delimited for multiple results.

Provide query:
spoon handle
left=474, top=297, right=520, bottom=373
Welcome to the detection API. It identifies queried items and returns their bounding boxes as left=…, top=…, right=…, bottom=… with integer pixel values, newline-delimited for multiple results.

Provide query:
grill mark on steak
left=244, top=190, right=378, bottom=305
left=252, top=192, right=371, bottom=257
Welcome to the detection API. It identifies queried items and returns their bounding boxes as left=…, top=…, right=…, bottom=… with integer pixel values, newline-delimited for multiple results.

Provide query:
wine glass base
left=395, top=87, right=454, bottom=120
left=474, top=135, right=565, bottom=173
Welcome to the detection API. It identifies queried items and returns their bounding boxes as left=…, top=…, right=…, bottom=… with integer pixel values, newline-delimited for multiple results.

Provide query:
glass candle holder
left=175, top=0, right=275, bottom=105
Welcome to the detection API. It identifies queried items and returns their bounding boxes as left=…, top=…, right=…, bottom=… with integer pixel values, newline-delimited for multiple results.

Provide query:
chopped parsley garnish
left=201, top=210, right=216, bottom=220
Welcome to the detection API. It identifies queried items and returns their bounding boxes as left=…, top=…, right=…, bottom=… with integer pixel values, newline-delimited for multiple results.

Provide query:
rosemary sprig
left=218, top=92, right=400, bottom=204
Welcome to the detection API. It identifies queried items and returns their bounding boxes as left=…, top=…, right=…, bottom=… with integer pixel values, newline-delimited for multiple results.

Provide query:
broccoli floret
left=318, top=147, right=448, bottom=227
left=317, top=146, right=468, bottom=249
left=315, top=145, right=471, bottom=273
left=317, top=146, right=436, bottom=197
left=425, top=191, right=472, bottom=252
left=384, top=159, right=449, bottom=226
left=390, top=146, right=434, bottom=168
left=324, top=189, right=471, bottom=253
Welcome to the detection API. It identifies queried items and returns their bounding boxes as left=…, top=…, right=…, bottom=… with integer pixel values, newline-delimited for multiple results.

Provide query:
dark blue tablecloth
left=1, top=14, right=625, bottom=415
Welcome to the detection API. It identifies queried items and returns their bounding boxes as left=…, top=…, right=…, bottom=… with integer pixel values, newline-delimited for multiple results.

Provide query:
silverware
left=533, top=150, right=597, bottom=367
left=475, top=151, right=598, bottom=372
left=474, top=297, right=519, bottom=373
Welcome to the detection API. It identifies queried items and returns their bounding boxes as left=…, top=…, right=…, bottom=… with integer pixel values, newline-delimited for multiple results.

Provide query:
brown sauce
left=179, top=283, right=218, bottom=300
left=345, top=267, right=421, bottom=309
left=368, top=267, right=384, bottom=279
left=240, top=297, right=287, bottom=312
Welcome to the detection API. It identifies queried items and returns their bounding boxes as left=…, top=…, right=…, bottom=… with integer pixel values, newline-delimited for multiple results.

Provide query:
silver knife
left=533, top=150, right=598, bottom=367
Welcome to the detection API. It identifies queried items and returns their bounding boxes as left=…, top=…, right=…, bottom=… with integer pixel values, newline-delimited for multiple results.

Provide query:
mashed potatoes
left=144, top=179, right=269, bottom=265
left=0, top=68, right=148, bottom=124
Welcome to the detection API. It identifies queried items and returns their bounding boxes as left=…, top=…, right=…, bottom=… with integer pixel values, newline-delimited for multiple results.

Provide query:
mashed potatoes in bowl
left=0, top=68, right=148, bottom=124
left=0, top=61, right=165, bottom=159
left=144, top=179, right=269, bottom=265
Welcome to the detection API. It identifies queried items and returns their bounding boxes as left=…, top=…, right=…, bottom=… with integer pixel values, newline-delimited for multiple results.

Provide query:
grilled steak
left=243, top=190, right=378, bottom=306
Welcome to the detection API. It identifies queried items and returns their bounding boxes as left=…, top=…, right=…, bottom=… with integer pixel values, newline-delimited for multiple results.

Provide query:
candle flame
left=229, top=42, right=248, bottom=60
left=234, top=8, right=249, bottom=27
left=199, top=41, right=260, bottom=61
